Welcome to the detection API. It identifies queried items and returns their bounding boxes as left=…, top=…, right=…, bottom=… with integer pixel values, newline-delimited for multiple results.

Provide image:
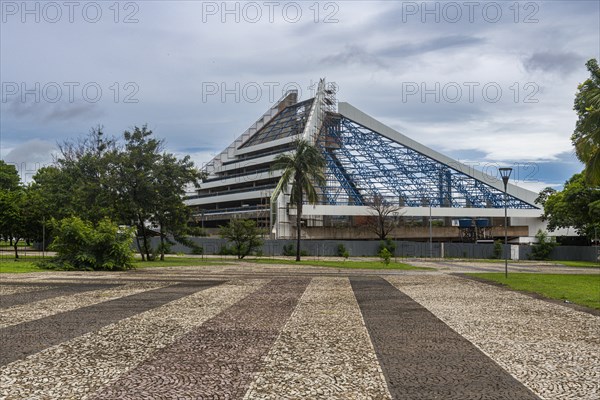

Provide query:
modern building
left=186, top=80, right=547, bottom=243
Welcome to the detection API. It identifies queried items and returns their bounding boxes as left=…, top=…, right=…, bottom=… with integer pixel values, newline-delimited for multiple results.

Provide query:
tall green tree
left=115, top=126, right=202, bottom=260
left=271, top=139, right=326, bottom=261
left=0, top=186, right=44, bottom=258
left=572, top=58, right=600, bottom=185
left=0, top=161, right=21, bottom=246
left=35, top=127, right=121, bottom=223
left=0, top=190, right=22, bottom=254
left=152, top=153, right=202, bottom=260
left=114, top=126, right=163, bottom=260
left=0, top=160, right=20, bottom=191
left=0, top=162, right=43, bottom=253
left=30, top=166, right=76, bottom=222
left=30, top=126, right=202, bottom=261
left=537, top=173, right=600, bottom=238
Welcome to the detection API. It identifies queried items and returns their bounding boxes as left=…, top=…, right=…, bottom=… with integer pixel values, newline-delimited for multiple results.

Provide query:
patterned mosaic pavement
left=1, top=264, right=598, bottom=399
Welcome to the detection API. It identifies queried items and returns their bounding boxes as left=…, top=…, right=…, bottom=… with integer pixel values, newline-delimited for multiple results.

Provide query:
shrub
left=282, top=244, right=308, bottom=257
left=492, top=240, right=503, bottom=259
left=378, top=239, right=396, bottom=255
left=218, top=245, right=231, bottom=255
left=156, top=241, right=172, bottom=256
left=282, top=243, right=295, bottom=256
left=379, top=247, right=392, bottom=265
left=173, top=235, right=203, bottom=255
left=337, top=244, right=349, bottom=259
left=530, top=230, right=557, bottom=260
left=188, top=226, right=209, bottom=237
left=43, top=217, right=135, bottom=271
left=219, top=219, right=264, bottom=259
left=191, top=245, right=204, bottom=255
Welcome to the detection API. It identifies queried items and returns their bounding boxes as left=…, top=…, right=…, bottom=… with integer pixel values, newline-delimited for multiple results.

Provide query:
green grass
left=245, top=258, right=430, bottom=270
left=0, top=260, right=46, bottom=273
left=0, top=256, right=228, bottom=273
left=553, top=261, right=600, bottom=268
left=467, top=273, right=600, bottom=310
left=1, top=256, right=422, bottom=272
left=0, top=241, right=27, bottom=247
left=439, top=258, right=599, bottom=268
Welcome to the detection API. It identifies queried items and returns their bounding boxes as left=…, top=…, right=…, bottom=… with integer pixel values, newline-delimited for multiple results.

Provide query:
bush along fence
left=148, top=237, right=600, bottom=262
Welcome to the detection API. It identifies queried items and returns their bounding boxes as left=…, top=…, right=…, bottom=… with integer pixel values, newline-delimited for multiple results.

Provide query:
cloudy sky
left=1, top=0, right=598, bottom=191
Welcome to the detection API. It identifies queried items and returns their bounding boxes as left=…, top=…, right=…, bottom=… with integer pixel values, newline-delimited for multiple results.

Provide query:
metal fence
left=147, top=237, right=600, bottom=262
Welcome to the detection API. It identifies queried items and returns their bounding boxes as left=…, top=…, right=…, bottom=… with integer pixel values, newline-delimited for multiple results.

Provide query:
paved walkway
left=0, top=263, right=598, bottom=399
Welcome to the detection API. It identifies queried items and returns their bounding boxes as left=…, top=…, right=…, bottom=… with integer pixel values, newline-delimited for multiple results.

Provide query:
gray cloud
left=0, top=0, right=598, bottom=191
left=4, top=139, right=55, bottom=163
left=523, top=52, right=584, bottom=75
left=379, top=35, right=485, bottom=58
left=3, top=98, right=103, bottom=123
left=319, top=44, right=387, bottom=68
left=43, top=102, right=104, bottom=123
left=3, top=140, right=57, bottom=181
left=319, top=35, right=483, bottom=68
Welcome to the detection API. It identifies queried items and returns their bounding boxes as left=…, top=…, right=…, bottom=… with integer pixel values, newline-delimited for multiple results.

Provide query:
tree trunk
left=137, top=214, right=151, bottom=261
left=13, top=240, right=19, bottom=259
left=296, top=196, right=302, bottom=262
left=159, top=232, right=165, bottom=261
left=135, top=234, right=145, bottom=261
left=143, top=234, right=151, bottom=260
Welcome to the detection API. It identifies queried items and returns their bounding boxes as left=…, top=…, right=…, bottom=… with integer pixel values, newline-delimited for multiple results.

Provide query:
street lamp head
left=499, top=167, right=513, bottom=187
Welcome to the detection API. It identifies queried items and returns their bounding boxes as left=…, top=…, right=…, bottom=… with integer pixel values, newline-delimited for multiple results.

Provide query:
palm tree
left=271, top=139, right=326, bottom=261
left=572, top=59, right=600, bottom=185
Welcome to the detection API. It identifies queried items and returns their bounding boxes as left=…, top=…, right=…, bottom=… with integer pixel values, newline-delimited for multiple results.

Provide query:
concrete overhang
left=290, top=205, right=543, bottom=218
left=185, top=189, right=274, bottom=206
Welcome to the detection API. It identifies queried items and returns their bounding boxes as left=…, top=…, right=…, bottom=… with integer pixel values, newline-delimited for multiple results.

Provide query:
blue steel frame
left=316, top=115, right=536, bottom=209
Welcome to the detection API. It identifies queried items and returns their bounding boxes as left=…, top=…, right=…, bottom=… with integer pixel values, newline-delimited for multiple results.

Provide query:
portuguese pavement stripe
left=0, top=281, right=170, bottom=329
left=91, top=278, right=310, bottom=400
left=350, top=277, right=540, bottom=400
left=244, top=277, right=391, bottom=399
left=0, top=283, right=118, bottom=309
left=0, top=281, right=223, bottom=365
left=0, top=279, right=267, bottom=399
left=0, top=284, right=51, bottom=296
left=387, top=274, right=600, bottom=400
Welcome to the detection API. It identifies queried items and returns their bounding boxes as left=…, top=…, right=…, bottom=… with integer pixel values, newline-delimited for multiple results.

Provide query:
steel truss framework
left=240, top=99, right=313, bottom=148
left=316, top=115, right=535, bottom=209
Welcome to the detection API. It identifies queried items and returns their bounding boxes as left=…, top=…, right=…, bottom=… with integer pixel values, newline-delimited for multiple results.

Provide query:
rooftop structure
left=186, top=80, right=544, bottom=242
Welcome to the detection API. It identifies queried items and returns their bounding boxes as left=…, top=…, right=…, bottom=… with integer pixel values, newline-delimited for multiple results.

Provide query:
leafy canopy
left=31, top=125, right=203, bottom=261
left=271, top=139, right=326, bottom=206
left=0, top=160, right=20, bottom=191
left=572, top=58, right=600, bottom=184
left=271, top=139, right=326, bottom=261
left=219, top=219, right=264, bottom=259
left=537, top=173, right=600, bottom=238
left=46, top=216, right=135, bottom=271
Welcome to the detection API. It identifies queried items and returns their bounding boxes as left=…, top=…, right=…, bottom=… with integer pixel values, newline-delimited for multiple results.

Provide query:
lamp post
left=429, top=200, right=433, bottom=258
left=499, top=167, right=512, bottom=278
